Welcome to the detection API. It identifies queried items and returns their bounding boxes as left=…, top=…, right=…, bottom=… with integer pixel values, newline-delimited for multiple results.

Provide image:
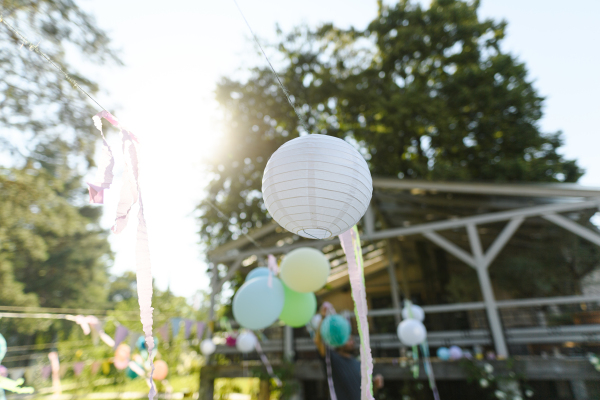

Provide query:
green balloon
left=279, top=283, right=317, bottom=327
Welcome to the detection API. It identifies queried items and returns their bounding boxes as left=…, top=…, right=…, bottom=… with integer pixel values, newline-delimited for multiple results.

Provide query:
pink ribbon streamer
left=339, top=227, right=374, bottom=400
left=267, top=254, right=278, bottom=288
left=254, top=340, right=282, bottom=387
left=48, top=352, right=61, bottom=395
left=90, top=111, right=156, bottom=400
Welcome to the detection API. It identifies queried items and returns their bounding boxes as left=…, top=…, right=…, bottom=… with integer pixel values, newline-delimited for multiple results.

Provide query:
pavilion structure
left=200, top=179, right=600, bottom=400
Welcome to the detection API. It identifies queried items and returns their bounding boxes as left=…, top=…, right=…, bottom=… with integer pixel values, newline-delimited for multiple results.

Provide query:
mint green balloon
left=279, top=284, right=317, bottom=327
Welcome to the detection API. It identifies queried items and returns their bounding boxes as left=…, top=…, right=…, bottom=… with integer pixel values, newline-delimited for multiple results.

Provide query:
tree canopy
left=198, top=0, right=581, bottom=249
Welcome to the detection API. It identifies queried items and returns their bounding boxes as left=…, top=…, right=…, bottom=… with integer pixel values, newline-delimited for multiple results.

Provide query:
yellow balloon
left=280, top=247, right=330, bottom=292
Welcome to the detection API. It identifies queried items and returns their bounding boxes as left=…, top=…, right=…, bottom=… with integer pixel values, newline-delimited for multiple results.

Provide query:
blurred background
left=1, top=0, right=599, bottom=399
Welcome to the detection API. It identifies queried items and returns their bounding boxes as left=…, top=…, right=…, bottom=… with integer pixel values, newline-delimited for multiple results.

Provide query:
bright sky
left=78, top=0, right=600, bottom=299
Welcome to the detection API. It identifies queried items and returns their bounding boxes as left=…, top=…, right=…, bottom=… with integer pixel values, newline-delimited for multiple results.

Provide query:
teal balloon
left=279, top=284, right=317, bottom=327
left=0, top=333, right=6, bottom=363
left=320, top=315, right=351, bottom=347
left=437, top=347, right=450, bottom=361
left=233, top=276, right=285, bottom=330
left=136, top=336, right=158, bottom=352
left=126, top=366, right=139, bottom=379
left=245, top=267, right=270, bottom=282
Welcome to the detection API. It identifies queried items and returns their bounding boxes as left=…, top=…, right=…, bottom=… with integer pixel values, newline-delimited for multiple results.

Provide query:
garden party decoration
left=402, top=304, right=425, bottom=322
left=397, top=319, right=427, bottom=346
left=152, top=360, right=168, bottom=381
left=279, top=247, right=330, bottom=293
left=279, top=283, right=317, bottom=327
left=262, top=134, right=373, bottom=240
left=232, top=275, right=285, bottom=330
left=200, top=339, right=216, bottom=356
left=449, top=346, right=463, bottom=360
left=320, top=315, right=351, bottom=347
left=436, top=347, right=450, bottom=361
left=236, top=332, right=257, bottom=353
left=245, top=266, right=270, bottom=282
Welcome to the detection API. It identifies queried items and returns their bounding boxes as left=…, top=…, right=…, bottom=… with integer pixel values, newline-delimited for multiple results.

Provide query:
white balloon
left=397, top=319, right=427, bottom=346
left=402, top=304, right=425, bottom=322
left=262, top=135, right=373, bottom=240
left=200, top=339, right=216, bottom=356
left=310, top=314, right=322, bottom=330
left=236, top=332, right=257, bottom=353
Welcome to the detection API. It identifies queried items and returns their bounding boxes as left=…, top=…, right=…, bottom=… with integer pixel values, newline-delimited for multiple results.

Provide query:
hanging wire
left=231, top=0, right=311, bottom=135
left=0, top=13, right=108, bottom=112
left=0, top=11, right=289, bottom=255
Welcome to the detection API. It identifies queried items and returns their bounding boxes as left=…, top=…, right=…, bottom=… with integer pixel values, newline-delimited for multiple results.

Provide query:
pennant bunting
left=171, top=318, right=183, bottom=339
left=157, top=324, right=169, bottom=342
left=113, top=326, right=130, bottom=349
left=184, top=320, right=194, bottom=339
left=41, top=366, right=51, bottom=380
left=196, top=322, right=205, bottom=340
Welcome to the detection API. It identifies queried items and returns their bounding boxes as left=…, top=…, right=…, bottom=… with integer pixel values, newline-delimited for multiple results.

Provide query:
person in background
left=313, top=304, right=384, bottom=400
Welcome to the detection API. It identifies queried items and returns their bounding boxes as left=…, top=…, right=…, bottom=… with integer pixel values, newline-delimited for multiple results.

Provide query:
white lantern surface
left=262, top=135, right=373, bottom=240
left=402, top=304, right=425, bottom=322
left=397, top=319, right=427, bottom=346
left=200, top=339, right=216, bottom=356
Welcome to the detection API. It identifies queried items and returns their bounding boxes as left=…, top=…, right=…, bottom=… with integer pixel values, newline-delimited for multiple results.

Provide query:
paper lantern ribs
left=262, top=135, right=373, bottom=239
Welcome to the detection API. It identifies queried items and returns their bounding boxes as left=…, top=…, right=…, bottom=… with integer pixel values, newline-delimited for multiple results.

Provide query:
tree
left=0, top=0, right=120, bottom=165
left=198, top=0, right=581, bottom=249
left=0, top=1, right=118, bottom=336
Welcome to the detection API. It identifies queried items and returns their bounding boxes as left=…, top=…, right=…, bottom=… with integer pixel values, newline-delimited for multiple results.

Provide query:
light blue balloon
left=245, top=267, right=270, bottom=282
left=233, top=276, right=285, bottom=330
left=437, top=347, right=450, bottom=361
left=320, top=315, right=351, bottom=347
left=0, top=333, right=6, bottom=363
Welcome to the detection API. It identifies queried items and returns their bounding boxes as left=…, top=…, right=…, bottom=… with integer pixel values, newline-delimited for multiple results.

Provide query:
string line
left=231, top=0, right=311, bottom=135
left=0, top=13, right=107, bottom=112
left=1, top=12, right=275, bottom=256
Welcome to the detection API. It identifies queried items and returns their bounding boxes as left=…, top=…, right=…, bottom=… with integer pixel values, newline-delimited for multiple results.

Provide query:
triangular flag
left=184, top=320, right=194, bottom=338
left=113, top=326, right=129, bottom=349
left=171, top=318, right=183, bottom=339
left=196, top=322, right=205, bottom=340
left=41, top=365, right=51, bottom=380
left=90, top=362, right=100, bottom=375
left=73, top=362, right=85, bottom=376
left=157, top=324, right=169, bottom=342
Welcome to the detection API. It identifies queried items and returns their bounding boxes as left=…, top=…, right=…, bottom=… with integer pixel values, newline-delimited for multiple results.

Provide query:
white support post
left=385, top=240, right=402, bottom=324
left=364, top=204, right=375, bottom=236
left=283, top=325, right=294, bottom=362
left=543, top=213, right=600, bottom=247
left=423, top=231, right=476, bottom=267
left=483, top=217, right=524, bottom=267
left=467, top=223, right=509, bottom=357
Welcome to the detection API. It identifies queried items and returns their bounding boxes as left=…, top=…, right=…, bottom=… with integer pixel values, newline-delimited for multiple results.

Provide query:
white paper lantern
left=402, top=304, right=425, bottom=322
left=236, top=332, right=257, bottom=353
left=200, top=339, right=216, bottom=356
left=397, top=319, right=427, bottom=346
left=262, top=135, right=373, bottom=240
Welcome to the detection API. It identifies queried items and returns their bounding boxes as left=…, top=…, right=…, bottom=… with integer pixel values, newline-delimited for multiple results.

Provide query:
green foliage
left=0, top=0, right=121, bottom=165
left=198, top=0, right=581, bottom=251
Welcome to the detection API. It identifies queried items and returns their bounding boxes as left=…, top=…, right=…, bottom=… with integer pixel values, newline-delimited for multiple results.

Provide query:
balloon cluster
left=397, top=304, right=427, bottom=346
left=437, top=346, right=463, bottom=361
left=122, top=336, right=168, bottom=381
left=232, top=248, right=329, bottom=333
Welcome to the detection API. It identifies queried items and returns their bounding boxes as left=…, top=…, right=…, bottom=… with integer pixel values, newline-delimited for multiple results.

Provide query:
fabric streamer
left=267, top=254, right=278, bottom=288
left=89, top=111, right=156, bottom=400
left=339, top=226, right=374, bottom=400
left=254, top=340, right=282, bottom=387
left=48, top=352, right=61, bottom=395
left=420, top=342, right=441, bottom=400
